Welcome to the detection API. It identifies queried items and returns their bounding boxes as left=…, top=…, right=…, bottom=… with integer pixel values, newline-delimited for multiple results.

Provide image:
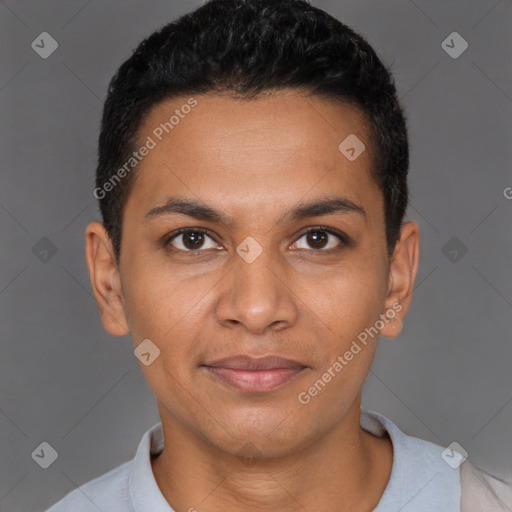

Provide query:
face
left=86, top=90, right=419, bottom=458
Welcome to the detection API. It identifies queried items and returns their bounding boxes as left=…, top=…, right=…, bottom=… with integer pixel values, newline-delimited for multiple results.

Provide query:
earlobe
left=379, top=298, right=404, bottom=339
left=85, top=222, right=130, bottom=336
left=379, top=221, right=420, bottom=339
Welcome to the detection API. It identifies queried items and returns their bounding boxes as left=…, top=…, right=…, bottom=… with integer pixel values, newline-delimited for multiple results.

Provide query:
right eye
left=165, top=228, right=223, bottom=253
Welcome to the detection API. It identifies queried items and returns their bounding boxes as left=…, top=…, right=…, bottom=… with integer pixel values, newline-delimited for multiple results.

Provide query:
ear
left=85, top=221, right=130, bottom=336
left=379, top=221, right=420, bottom=339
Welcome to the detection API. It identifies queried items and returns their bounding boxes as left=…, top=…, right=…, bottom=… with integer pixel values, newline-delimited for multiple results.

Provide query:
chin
left=203, top=416, right=313, bottom=459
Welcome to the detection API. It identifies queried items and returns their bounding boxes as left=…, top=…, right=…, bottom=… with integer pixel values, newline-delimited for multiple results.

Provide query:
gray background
left=0, top=0, right=511, bottom=510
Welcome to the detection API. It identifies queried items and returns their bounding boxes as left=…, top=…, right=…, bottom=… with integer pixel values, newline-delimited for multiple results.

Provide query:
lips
left=201, top=355, right=307, bottom=393
left=205, top=355, right=305, bottom=370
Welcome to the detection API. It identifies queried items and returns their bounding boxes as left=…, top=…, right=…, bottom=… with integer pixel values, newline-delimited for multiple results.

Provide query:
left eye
left=291, top=228, right=345, bottom=251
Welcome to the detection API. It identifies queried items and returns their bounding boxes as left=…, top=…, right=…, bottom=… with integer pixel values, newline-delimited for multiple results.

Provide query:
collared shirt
left=44, top=409, right=512, bottom=511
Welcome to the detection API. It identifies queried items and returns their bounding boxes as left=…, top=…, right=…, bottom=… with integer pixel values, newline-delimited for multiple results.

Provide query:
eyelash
left=164, top=226, right=350, bottom=255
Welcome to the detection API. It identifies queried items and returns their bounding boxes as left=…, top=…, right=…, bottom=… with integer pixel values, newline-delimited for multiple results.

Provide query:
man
left=46, top=0, right=511, bottom=510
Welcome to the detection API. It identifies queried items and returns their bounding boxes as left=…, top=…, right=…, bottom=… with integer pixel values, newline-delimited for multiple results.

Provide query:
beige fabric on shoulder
left=460, top=460, right=512, bottom=511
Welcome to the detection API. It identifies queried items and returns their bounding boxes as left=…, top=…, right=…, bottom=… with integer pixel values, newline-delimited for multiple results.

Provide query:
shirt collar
left=127, top=410, right=401, bottom=511
left=128, top=421, right=174, bottom=511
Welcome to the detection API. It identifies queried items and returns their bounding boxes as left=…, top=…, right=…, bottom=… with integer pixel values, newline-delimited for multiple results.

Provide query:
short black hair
left=95, top=0, right=409, bottom=263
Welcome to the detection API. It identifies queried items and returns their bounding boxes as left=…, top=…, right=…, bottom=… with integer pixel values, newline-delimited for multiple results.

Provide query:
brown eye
left=181, top=231, right=206, bottom=250
left=305, top=231, right=329, bottom=249
left=165, top=226, right=349, bottom=255
left=291, top=227, right=347, bottom=252
left=166, top=228, right=220, bottom=252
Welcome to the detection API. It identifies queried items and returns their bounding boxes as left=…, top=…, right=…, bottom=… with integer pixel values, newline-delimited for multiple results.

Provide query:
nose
left=215, top=240, right=298, bottom=335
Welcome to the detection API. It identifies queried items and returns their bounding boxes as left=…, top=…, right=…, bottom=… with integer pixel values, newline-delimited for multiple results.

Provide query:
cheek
left=298, top=278, right=383, bottom=412
left=315, top=257, right=387, bottom=396
left=304, top=257, right=387, bottom=342
left=121, top=258, right=203, bottom=337
left=121, top=263, right=215, bottom=384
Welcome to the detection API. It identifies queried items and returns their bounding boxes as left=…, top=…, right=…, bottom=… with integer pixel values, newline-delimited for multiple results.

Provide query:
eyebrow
left=144, top=195, right=366, bottom=226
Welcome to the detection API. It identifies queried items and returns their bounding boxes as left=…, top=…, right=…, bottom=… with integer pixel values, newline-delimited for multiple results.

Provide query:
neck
left=151, top=401, right=392, bottom=512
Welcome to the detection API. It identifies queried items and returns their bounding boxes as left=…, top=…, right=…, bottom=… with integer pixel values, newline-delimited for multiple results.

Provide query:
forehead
left=138, top=91, right=373, bottom=160
left=126, top=91, right=382, bottom=226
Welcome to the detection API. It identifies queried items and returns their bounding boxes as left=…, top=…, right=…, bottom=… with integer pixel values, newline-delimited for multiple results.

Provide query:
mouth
left=201, top=355, right=308, bottom=393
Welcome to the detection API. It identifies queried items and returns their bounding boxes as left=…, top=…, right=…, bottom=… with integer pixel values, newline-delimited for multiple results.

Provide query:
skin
left=85, top=90, right=420, bottom=512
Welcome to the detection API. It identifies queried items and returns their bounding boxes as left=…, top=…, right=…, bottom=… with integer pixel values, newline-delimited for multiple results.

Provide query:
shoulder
left=44, top=460, right=132, bottom=512
left=460, top=459, right=512, bottom=512
left=43, top=422, right=165, bottom=512
left=362, top=410, right=462, bottom=511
